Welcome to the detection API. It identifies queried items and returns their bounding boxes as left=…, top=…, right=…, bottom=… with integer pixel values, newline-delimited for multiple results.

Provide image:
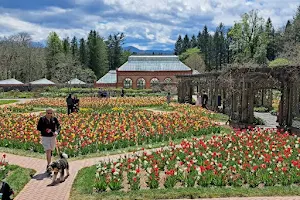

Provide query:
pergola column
left=279, top=82, right=289, bottom=126
left=241, top=80, right=248, bottom=122
left=248, top=82, right=254, bottom=124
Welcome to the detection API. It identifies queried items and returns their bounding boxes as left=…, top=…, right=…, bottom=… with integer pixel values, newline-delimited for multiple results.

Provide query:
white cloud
left=0, top=14, right=86, bottom=41
left=0, top=0, right=299, bottom=50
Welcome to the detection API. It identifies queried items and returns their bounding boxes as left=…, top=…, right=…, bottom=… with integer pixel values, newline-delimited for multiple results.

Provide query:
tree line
left=175, top=6, right=300, bottom=71
left=0, top=31, right=129, bottom=83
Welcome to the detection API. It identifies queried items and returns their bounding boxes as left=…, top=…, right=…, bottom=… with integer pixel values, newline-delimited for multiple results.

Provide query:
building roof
left=66, top=78, right=86, bottom=85
left=96, top=70, right=117, bottom=84
left=30, top=78, right=55, bottom=85
left=118, top=55, right=191, bottom=71
left=0, top=78, right=24, bottom=85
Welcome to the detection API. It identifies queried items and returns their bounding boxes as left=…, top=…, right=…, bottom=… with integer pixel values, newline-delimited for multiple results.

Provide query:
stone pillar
left=177, top=80, right=185, bottom=103
left=248, top=82, right=254, bottom=124
left=177, top=79, right=192, bottom=104
left=241, top=81, right=248, bottom=123
left=279, top=83, right=289, bottom=126
left=295, top=86, right=300, bottom=117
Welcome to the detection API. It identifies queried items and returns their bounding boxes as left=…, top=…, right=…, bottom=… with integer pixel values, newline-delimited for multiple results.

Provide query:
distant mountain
left=123, top=46, right=173, bottom=55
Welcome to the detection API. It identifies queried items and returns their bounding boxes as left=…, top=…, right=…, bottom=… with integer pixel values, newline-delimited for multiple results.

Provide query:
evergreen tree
left=294, top=5, right=300, bottom=42
left=79, top=38, right=87, bottom=67
left=174, top=35, right=183, bottom=55
left=71, top=36, right=78, bottom=58
left=62, top=37, right=70, bottom=55
left=87, top=30, right=108, bottom=78
left=182, top=34, right=190, bottom=52
left=190, top=35, right=197, bottom=48
left=200, top=25, right=210, bottom=69
left=197, top=31, right=202, bottom=49
left=265, top=18, right=276, bottom=61
left=46, top=32, right=63, bottom=79
left=106, top=33, right=125, bottom=70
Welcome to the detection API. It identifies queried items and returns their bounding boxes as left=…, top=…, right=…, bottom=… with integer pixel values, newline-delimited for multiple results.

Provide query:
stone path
left=254, top=111, right=278, bottom=128
left=1, top=149, right=166, bottom=200
left=2, top=152, right=300, bottom=200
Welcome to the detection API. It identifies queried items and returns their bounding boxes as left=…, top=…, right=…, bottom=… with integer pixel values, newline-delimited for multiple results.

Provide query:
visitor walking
left=202, top=91, right=208, bottom=109
left=66, top=94, right=73, bottom=115
left=37, top=108, right=61, bottom=175
left=196, top=93, right=202, bottom=106
left=121, top=88, right=125, bottom=97
left=73, top=95, right=80, bottom=113
left=166, top=92, right=171, bottom=104
left=0, top=181, right=14, bottom=200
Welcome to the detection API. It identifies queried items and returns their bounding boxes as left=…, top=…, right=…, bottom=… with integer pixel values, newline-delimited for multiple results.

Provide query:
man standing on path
left=37, top=108, right=61, bottom=174
left=66, top=94, right=74, bottom=115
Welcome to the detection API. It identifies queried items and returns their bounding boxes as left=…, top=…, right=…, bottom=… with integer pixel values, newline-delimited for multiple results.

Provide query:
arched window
left=164, top=77, right=172, bottom=83
left=137, top=78, right=146, bottom=89
left=123, top=78, right=132, bottom=89
left=150, top=78, right=159, bottom=87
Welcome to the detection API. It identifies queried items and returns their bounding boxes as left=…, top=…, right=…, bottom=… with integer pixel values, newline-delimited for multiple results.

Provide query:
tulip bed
left=0, top=100, right=222, bottom=157
left=23, top=97, right=166, bottom=108
left=93, top=129, right=300, bottom=193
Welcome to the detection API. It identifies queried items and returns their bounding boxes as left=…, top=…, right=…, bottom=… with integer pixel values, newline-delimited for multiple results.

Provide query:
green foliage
left=87, top=30, right=109, bottom=78
left=79, top=38, right=88, bottom=67
left=179, top=48, right=200, bottom=61
left=4, top=165, right=36, bottom=196
left=228, top=10, right=268, bottom=64
left=0, top=100, right=18, bottom=105
left=71, top=36, right=79, bottom=58
left=269, top=58, right=290, bottom=67
left=254, top=117, right=265, bottom=125
left=254, top=106, right=269, bottom=112
left=107, top=33, right=125, bottom=70
left=180, top=48, right=205, bottom=73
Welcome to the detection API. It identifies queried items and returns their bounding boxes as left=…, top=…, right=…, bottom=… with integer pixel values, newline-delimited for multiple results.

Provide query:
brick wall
left=116, top=70, right=192, bottom=89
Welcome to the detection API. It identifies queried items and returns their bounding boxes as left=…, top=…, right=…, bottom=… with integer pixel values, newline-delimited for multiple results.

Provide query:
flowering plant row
left=0, top=106, right=220, bottom=157
left=22, top=97, right=166, bottom=109
left=94, top=129, right=300, bottom=192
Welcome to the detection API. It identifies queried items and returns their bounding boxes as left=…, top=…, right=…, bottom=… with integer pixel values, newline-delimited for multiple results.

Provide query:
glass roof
left=118, top=56, right=191, bottom=71
left=96, top=70, right=117, bottom=83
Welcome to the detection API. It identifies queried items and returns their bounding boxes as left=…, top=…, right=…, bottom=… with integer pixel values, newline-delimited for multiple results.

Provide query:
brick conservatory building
left=95, top=55, right=194, bottom=89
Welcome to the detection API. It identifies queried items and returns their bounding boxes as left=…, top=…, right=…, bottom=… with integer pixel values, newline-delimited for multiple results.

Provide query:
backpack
left=0, top=181, right=14, bottom=200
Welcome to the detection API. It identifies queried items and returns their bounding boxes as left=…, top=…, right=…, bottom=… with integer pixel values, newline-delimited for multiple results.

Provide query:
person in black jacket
left=202, top=91, right=208, bottom=109
left=37, top=108, right=61, bottom=174
left=73, top=95, right=80, bottom=113
left=0, top=181, right=14, bottom=200
left=66, top=94, right=74, bottom=115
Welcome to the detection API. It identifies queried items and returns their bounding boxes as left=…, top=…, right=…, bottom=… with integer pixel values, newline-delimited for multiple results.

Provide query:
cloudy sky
left=0, top=0, right=298, bottom=50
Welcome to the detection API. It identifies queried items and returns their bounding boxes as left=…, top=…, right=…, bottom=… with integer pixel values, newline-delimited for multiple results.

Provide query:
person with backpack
left=66, top=94, right=74, bottom=115
left=73, top=95, right=80, bottom=113
left=37, top=108, right=61, bottom=175
left=0, top=181, right=14, bottom=200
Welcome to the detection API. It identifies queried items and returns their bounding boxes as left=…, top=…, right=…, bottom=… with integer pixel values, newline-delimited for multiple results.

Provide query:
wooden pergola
left=177, top=66, right=300, bottom=128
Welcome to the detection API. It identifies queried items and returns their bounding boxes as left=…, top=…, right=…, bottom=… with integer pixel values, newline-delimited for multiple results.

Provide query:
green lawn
left=0, top=100, right=18, bottom=105
left=71, top=166, right=300, bottom=200
left=3, top=165, right=36, bottom=197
